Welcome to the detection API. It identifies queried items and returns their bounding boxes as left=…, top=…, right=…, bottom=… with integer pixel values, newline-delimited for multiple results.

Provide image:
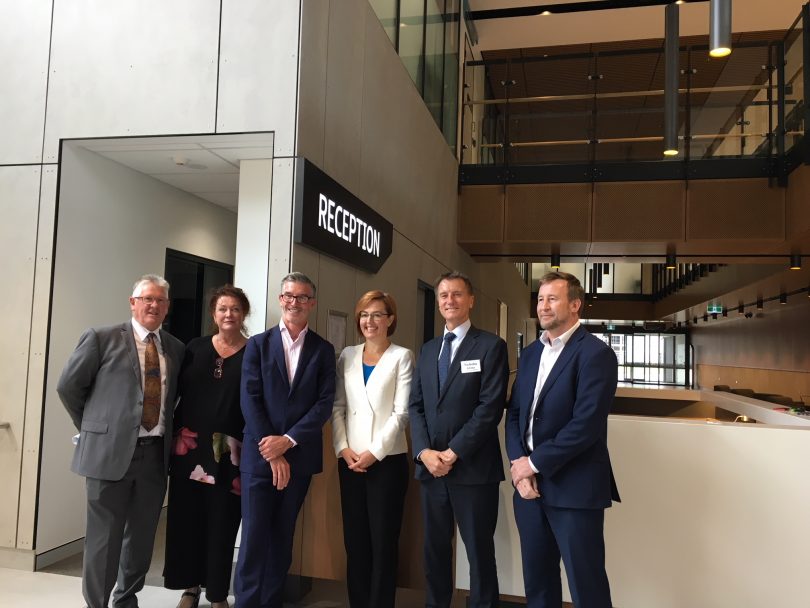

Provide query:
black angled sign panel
left=294, top=158, right=393, bottom=274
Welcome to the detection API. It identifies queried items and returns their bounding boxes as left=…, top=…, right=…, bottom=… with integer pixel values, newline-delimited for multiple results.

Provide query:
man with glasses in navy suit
left=235, top=272, right=336, bottom=608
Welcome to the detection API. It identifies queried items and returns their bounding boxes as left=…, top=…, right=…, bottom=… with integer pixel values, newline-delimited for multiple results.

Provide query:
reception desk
left=456, top=387, right=810, bottom=607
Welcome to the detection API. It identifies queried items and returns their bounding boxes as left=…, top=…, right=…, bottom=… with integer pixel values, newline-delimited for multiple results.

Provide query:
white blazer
left=331, top=342, right=414, bottom=460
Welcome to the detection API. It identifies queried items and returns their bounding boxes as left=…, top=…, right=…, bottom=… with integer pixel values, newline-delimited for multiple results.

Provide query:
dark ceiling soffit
left=469, top=0, right=708, bottom=21
left=459, top=157, right=778, bottom=185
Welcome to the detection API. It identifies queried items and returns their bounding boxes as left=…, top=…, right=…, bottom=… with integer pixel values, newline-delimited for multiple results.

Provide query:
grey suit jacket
left=57, top=322, right=185, bottom=481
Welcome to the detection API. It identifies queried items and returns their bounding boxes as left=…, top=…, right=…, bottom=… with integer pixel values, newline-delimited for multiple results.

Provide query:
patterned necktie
left=438, top=332, right=456, bottom=392
left=142, top=333, right=161, bottom=431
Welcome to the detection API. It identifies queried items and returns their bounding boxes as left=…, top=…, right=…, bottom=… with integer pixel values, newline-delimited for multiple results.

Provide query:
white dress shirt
left=526, top=321, right=581, bottom=468
left=131, top=318, right=167, bottom=437
left=438, top=318, right=472, bottom=364
left=279, top=319, right=309, bottom=445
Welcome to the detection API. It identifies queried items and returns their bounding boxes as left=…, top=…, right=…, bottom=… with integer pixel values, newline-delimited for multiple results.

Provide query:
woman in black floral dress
left=164, top=285, right=251, bottom=608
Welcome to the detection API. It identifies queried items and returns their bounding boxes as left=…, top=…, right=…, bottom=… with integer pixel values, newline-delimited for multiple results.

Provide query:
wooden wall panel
left=687, top=178, right=784, bottom=240
left=505, top=183, right=592, bottom=242
left=458, top=185, right=505, bottom=243
left=593, top=181, right=685, bottom=241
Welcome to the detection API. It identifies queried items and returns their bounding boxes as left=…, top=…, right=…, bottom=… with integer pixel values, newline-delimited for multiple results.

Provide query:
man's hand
left=348, top=450, right=378, bottom=473
left=516, top=476, right=541, bottom=500
left=421, top=449, right=453, bottom=478
left=269, top=455, right=290, bottom=490
left=510, top=456, right=535, bottom=485
left=259, top=435, right=292, bottom=461
left=438, top=448, right=458, bottom=465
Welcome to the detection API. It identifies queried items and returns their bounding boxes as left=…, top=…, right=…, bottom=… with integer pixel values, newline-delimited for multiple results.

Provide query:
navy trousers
left=234, top=472, right=311, bottom=608
left=513, top=493, right=612, bottom=608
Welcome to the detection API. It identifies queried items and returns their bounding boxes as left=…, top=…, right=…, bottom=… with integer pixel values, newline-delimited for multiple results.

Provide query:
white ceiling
left=468, top=0, right=806, bottom=51
left=79, top=133, right=275, bottom=211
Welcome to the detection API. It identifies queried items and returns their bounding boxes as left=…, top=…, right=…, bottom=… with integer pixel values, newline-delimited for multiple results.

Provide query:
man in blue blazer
left=506, top=271, right=620, bottom=608
left=235, top=272, right=336, bottom=608
left=409, top=271, right=509, bottom=608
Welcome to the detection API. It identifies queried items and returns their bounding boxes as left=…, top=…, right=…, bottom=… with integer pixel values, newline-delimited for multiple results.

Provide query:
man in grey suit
left=58, top=274, right=185, bottom=608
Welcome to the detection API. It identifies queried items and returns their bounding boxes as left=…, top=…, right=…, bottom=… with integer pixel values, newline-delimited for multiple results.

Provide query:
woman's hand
left=340, top=448, right=361, bottom=468
left=348, top=450, right=378, bottom=473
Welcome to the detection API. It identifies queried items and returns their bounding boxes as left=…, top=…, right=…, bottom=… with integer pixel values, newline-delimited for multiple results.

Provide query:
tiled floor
left=28, top=510, right=478, bottom=607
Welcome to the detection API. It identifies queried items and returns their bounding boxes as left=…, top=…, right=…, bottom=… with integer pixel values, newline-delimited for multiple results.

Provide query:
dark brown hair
left=434, top=270, right=474, bottom=295
left=209, top=285, right=251, bottom=335
left=354, top=290, right=398, bottom=336
left=537, top=271, right=585, bottom=304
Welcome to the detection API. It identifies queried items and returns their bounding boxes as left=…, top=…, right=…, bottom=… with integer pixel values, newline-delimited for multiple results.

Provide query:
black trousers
left=420, top=479, right=500, bottom=608
left=338, top=453, right=409, bottom=608
left=163, top=476, right=242, bottom=602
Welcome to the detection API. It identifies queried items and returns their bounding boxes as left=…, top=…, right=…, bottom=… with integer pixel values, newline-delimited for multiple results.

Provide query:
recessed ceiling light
left=541, top=11, right=552, bottom=16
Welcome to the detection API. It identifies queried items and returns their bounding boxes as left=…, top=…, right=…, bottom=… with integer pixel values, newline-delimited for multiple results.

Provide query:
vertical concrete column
left=235, top=159, right=274, bottom=336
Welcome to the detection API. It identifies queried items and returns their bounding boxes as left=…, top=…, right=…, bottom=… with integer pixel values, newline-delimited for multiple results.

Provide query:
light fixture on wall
left=709, top=0, right=732, bottom=58
left=664, top=2, right=680, bottom=156
left=789, top=253, right=802, bottom=270
left=551, top=252, right=561, bottom=269
left=737, top=303, right=744, bottom=315
left=603, top=263, right=610, bottom=275
left=722, top=308, right=728, bottom=317
left=703, top=313, right=709, bottom=322
left=665, top=252, right=677, bottom=270
left=756, top=297, right=763, bottom=310
left=780, top=292, right=788, bottom=305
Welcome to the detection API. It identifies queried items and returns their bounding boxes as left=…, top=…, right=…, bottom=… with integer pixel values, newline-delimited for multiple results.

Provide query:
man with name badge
left=409, top=271, right=509, bottom=608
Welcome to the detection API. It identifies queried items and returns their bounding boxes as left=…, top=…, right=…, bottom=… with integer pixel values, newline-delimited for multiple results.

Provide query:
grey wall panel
left=321, top=0, right=365, bottom=194
left=0, top=0, right=51, bottom=164
left=18, top=166, right=58, bottom=550
left=43, top=1, right=220, bottom=163
left=0, top=166, right=41, bottom=548
left=218, top=0, right=301, bottom=157
left=296, top=0, right=329, bottom=168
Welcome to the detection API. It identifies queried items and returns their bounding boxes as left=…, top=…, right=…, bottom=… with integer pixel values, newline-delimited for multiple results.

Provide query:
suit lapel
left=537, top=326, right=585, bottom=403
left=357, top=345, right=377, bottom=412
left=422, top=338, right=441, bottom=404
left=123, top=323, right=142, bottom=388
left=438, top=327, right=478, bottom=402
left=520, top=344, right=543, bottom=441
left=270, top=327, right=291, bottom=392
left=158, top=329, right=175, bottom=397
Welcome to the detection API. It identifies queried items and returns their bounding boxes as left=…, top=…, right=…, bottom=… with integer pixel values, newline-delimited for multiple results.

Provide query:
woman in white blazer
left=331, top=290, right=413, bottom=608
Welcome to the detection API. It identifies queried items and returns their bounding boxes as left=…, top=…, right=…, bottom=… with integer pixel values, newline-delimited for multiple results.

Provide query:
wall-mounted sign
left=294, top=158, right=393, bottom=274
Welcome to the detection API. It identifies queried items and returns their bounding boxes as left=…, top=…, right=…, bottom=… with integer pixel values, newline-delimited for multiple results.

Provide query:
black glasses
left=280, top=293, right=313, bottom=304
left=214, top=357, right=224, bottom=379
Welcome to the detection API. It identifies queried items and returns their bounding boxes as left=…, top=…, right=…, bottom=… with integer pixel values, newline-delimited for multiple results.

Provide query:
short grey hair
left=280, top=272, right=316, bottom=297
left=132, top=274, right=170, bottom=297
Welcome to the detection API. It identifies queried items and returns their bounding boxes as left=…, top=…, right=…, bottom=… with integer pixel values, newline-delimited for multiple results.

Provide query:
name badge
left=461, top=359, right=481, bottom=373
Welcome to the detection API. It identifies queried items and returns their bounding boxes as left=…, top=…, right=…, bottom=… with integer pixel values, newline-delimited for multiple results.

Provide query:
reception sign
left=294, top=158, right=393, bottom=273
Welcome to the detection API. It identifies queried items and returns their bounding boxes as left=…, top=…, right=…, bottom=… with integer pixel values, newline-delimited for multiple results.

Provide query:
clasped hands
left=510, top=456, right=541, bottom=500
left=421, top=448, right=458, bottom=478
left=259, top=435, right=293, bottom=490
left=340, top=448, right=378, bottom=473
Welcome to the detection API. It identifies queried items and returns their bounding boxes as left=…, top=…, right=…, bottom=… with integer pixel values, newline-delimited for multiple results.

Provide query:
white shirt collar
left=279, top=319, right=309, bottom=340
left=541, top=320, right=580, bottom=349
left=443, top=318, right=472, bottom=341
left=131, top=318, right=162, bottom=344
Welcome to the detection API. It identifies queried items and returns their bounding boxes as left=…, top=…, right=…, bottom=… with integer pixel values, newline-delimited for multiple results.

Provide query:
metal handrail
left=466, top=84, right=775, bottom=106
left=480, top=131, right=795, bottom=149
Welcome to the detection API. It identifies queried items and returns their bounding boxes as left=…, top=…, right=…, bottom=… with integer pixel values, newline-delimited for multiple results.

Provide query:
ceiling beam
left=469, top=1, right=709, bottom=22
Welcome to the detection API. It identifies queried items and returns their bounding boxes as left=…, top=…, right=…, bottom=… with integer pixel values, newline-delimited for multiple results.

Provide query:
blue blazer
left=506, top=325, right=620, bottom=509
left=409, top=326, right=509, bottom=485
left=240, top=326, right=336, bottom=478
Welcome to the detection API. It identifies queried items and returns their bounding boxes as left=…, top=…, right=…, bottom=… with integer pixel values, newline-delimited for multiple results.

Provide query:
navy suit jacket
left=506, top=325, right=620, bottom=509
left=240, top=325, right=336, bottom=478
left=409, top=326, right=509, bottom=485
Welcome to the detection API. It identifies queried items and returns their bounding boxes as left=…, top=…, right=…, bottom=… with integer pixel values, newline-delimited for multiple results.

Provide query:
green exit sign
left=707, top=304, right=723, bottom=314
